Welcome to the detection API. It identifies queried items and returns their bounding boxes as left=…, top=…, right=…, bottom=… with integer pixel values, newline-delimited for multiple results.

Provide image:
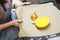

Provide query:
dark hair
left=0, top=0, right=7, bottom=11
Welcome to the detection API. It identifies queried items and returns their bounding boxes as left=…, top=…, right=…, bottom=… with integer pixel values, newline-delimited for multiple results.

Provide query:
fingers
left=15, top=20, right=23, bottom=23
left=23, top=2, right=31, bottom=5
left=14, top=22, right=19, bottom=27
left=9, top=19, right=23, bottom=27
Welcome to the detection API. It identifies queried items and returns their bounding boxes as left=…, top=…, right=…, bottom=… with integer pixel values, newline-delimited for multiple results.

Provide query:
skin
left=0, top=20, right=22, bottom=30
left=0, top=0, right=22, bottom=30
left=12, top=0, right=31, bottom=8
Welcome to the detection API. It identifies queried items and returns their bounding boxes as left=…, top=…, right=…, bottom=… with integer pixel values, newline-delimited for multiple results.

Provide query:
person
left=0, top=0, right=22, bottom=40
left=12, top=0, right=31, bottom=8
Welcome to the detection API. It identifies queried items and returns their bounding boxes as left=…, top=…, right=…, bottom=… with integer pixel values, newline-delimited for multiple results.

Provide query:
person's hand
left=23, top=2, right=31, bottom=5
left=9, top=20, right=23, bottom=27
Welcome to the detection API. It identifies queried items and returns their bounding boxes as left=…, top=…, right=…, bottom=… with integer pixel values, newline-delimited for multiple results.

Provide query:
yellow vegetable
left=35, top=16, right=50, bottom=29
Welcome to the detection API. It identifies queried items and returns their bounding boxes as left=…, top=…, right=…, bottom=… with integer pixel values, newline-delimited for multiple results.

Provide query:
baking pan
left=16, top=1, right=60, bottom=40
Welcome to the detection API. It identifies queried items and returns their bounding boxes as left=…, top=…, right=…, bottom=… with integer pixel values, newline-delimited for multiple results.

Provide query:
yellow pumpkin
left=35, top=16, right=50, bottom=29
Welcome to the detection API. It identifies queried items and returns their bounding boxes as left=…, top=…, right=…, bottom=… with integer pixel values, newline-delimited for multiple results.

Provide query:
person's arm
left=0, top=20, right=22, bottom=30
left=0, top=22, right=12, bottom=30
